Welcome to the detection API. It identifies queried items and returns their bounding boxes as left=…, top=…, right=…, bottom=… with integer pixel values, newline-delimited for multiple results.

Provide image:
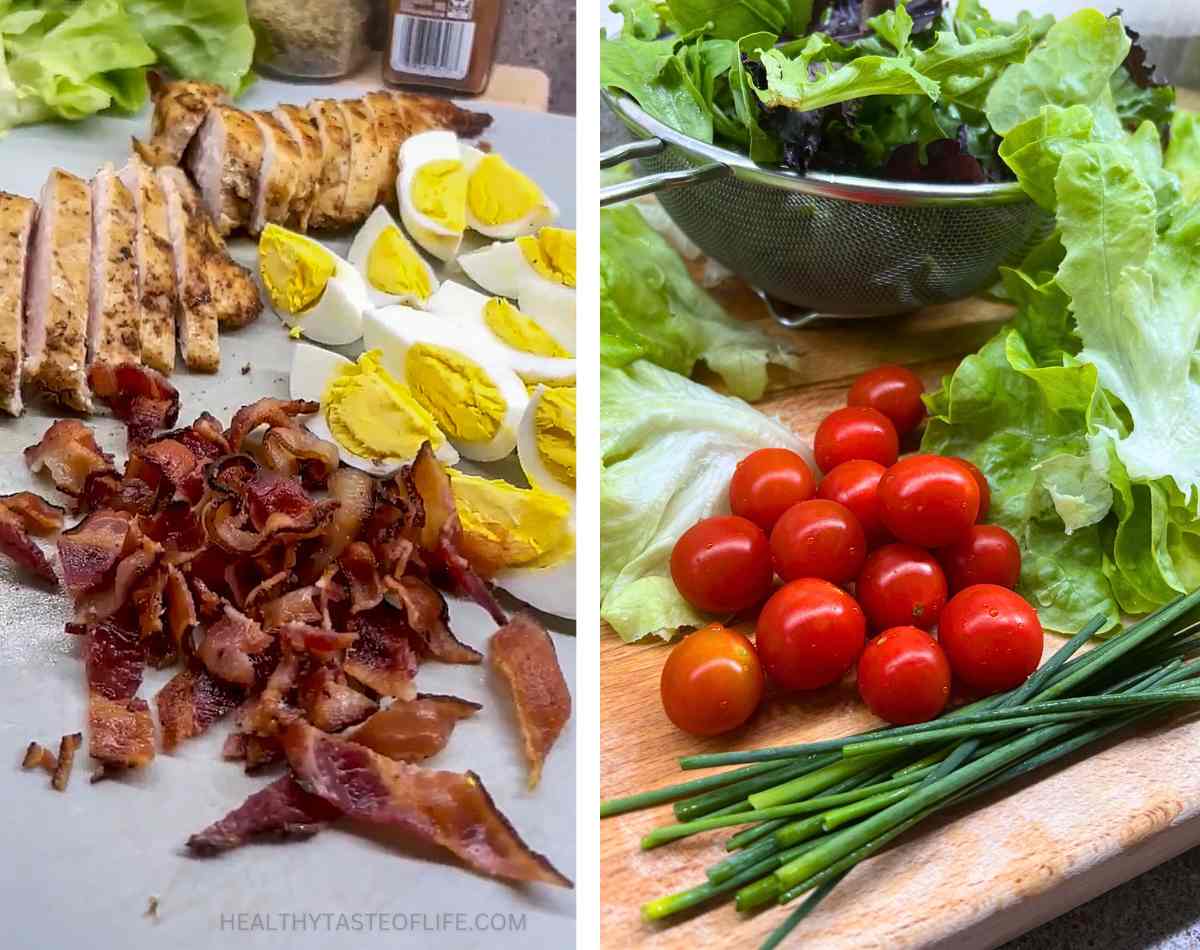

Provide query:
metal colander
left=601, top=94, right=1053, bottom=324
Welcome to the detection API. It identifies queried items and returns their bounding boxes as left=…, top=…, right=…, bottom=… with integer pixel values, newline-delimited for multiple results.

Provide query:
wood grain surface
left=599, top=290, right=1200, bottom=948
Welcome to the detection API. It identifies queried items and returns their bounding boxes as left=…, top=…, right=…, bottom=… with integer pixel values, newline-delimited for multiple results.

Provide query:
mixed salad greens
left=0, top=0, right=255, bottom=133
left=600, top=2, right=1200, bottom=641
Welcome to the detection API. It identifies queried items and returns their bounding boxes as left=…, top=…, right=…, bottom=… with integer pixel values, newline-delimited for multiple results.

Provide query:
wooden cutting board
left=599, top=279, right=1200, bottom=948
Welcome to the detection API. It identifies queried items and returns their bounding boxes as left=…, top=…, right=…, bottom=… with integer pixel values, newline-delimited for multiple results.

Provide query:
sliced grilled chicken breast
left=0, top=193, right=36, bottom=416
left=274, top=104, right=323, bottom=232
left=197, top=214, right=262, bottom=330
left=186, top=106, right=264, bottom=236
left=88, top=164, right=142, bottom=370
left=338, top=99, right=387, bottom=224
left=362, top=92, right=407, bottom=207
left=25, top=170, right=92, bottom=412
left=392, top=91, right=493, bottom=139
left=249, top=110, right=302, bottom=235
left=132, top=77, right=227, bottom=168
left=158, top=167, right=219, bottom=373
left=306, top=99, right=352, bottom=230
left=118, top=157, right=177, bottom=374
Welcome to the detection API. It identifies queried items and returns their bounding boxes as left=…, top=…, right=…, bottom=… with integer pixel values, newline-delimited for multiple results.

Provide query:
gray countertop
left=496, top=0, right=576, bottom=114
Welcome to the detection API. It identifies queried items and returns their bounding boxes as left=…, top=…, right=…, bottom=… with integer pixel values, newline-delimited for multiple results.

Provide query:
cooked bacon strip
left=186, top=775, right=340, bottom=855
left=349, top=694, right=479, bottom=763
left=310, top=468, right=374, bottom=577
left=142, top=500, right=206, bottom=563
left=24, top=419, right=115, bottom=497
left=163, top=564, right=197, bottom=651
left=279, top=623, right=356, bottom=660
left=22, top=741, right=57, bottom=773
left=236, top=647, right=300, bottom=738
left=0, top=495, right=60, bottom=583
left=156, top=663, right=242, bottom=750
left=491, top=614, right=571, bottom=789
left=132, top=565, right=168, bottom=637
left=244, top=570, right=290, bottom=610
left=298, top=664, right=377, bottom=732
left=259, top=586, right=323, bottom=629
left=204, top=491, right=338, bottom=558
left=85, top=619, right=146, bottom=699
left=87, top=362, right=180, bottom=447
left=385, top=575, right=481, bottom=664
left=226, top=397, right=318, bottom=451
left=72, top=535, right=161, bottom=624
left=126, top=438, right=198, bottom=503
left=259, top=425, right=339, bottom=489
left=283, top=722, right=570, bottom=887
left=89, top=694, right=155, bottom=768
left=1, top=492, right=65, bottom=535
left=340, top=541, right=383, bottom=614
left=344, top=605, right=419, bottom=700
left=57, top=510, right=134, bottom=597
left=197, top=604, right=273, bottom=687
left=52, top=732, right=82, bottom=791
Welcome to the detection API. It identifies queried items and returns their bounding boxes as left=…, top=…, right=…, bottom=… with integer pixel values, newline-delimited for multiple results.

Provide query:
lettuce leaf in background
left=600, top=361, right=812, bottom=642
left=124, top=0, right=255, bottom=95
left=600, top=31, right=713, bottom=142
left=1167, top=110, right=1200, bottom=201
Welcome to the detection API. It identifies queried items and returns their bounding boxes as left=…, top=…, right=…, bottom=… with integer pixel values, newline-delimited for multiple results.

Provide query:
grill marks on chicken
left=158, top=167, right=220, bottom=373
left=88, top=164, right=142, bottom=370
left=338, top=99, right=388, bottom=225
left=0, top=192, right=35, bottom=415
left=273, top=105, right=323, bottom=231
left=119, top=158, right=177, bottom=374
left=249, top=111, right=302, bottom=236
left=306, top=99, right=353, bottom=231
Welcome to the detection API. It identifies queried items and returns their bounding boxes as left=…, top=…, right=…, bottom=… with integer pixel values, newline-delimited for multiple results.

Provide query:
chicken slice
left=88, top=164, right=141, bottom=370
left=0, top=192, right=36, bottom=416
left=197, top=213, right=262, bottom=330
left=362, top=92, right=407, bottom=207
left=248, top=110, right=302, bottom=235
left=118, top=157, right=177, bottom=375
left=337, top=99, right=387, bottom=224
left=186, top=106, right=264, bottom=236
left=157, top=168, right=219, bottom=373
left=390, top=91, right=493, bottom=140
left=306, top=99, right=352, bottom=231
left=25, top=170, right=92, bottom=412
left=274, top=104, right=323, bottom=232
left=132, top=76, right=227, bottom=168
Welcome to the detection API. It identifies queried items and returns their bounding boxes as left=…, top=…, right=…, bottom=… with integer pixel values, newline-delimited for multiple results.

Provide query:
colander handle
left=600, top=137, right=729, bottom=207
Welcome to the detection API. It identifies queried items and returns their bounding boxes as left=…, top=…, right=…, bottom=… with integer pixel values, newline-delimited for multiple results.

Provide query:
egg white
left=461, top=146, right=558, bottom=240
left=516, top=385, right=576, bottom=508
left=363, top=306, right=529, bottom=462
left=492, top=558, right=576, bottom=621
left=397, top=130, right=465, bottom=262
left=269, top=241, right=369, bottom=346
left=348, top=205, right=439, bottom=309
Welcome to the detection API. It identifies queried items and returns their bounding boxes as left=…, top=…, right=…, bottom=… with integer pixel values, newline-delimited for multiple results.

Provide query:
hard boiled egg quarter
left=348, top=206, right=439, bottom=308
left=259, top=224, right=368, bottom=345
left=462, top=146, right=558, bottom=239
left=397, top=130, right=467, bottom=262
left=427, top=281, right=574, bottom=385
left=363, top=306, right=528, bottom=462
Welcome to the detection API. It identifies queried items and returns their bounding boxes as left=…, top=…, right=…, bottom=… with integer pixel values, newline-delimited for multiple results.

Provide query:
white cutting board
left=0, top=78, right=576, bottom=950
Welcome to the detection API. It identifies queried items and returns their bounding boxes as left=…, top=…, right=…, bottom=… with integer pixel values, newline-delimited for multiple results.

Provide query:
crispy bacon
left=57, top=510, right=134, bottom=597
left=87, top=362, right=181, bottom=447
left=204, top=494, right=338, bottom=557
left=24, top=419, right=115, bottom=497
left=156, top=663, right=242, bottom=750
left=22, top=741, right=58, bottom=773
left=141, top=500, right=206, bottom=563
left=190, top=575, right=223, bottom=622
left=197, top=604, right=273, bottom=686
left=279, top=623, right=356, bottom=659
left=236, top=647, right=300, bottom=738
left=126, top=438, right=198, bottom=503
left=310, top=468, right=374, bottom=576
left=259, top=426, right=339, bottom=488
left=186, top=775, right=340, bottom=855
left=259, top=586, right=323, bottom=628
left=283, top=722, right=570, bottom=887
left=298, top=664, right=377, bottom=732
left=1, top=492, right=65, bottom=534
left=349, top=694, right=480, bottom=762
left=244, top=570, right=290, bottom=610
left=340, top=541, right=383, bottom=613
left=89, top=694, right=156, bottom=768
left=491, top=614, right=571, bottom=789
left=165, top=411, right=230, bottom=462
left=164, top=565, right=197, bottom=649
left=85, top=619, right=145, bottom=700
left=72, top=536, right=161, bottom=624
left=344, top=605, right=419, bottom=700
left=386, top=575, right=481, bottom=664
left=226, top=397, right=318, bottom=451
left=0, top=495, right=59, bottom=583
left=52, top=733, right=82, bottom=791
left=132, top=566, right=168, bottom=637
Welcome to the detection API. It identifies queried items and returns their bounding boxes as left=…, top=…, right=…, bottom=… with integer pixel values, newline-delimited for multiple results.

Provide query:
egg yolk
left=411, top=159, right=467, bottom=233
left=367, top=226, right=433, bottom=300
left=467, top=154, right=546, bottom=227
left=259, top=224, right=335, bottom=313
left=535, top=387, right=576, bottom=489
left=323, top=350, right=445, bottom=460
left=405, top=344, right=505, bottom=443
left=484, top=298, right=568, bottom=357
left=448, top=470, right=571, bottom=574
left=517, top=227, right=576, bottom=288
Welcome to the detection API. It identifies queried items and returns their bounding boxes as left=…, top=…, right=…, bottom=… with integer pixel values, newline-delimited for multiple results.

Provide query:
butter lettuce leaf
left=124, top=0, right=255, bottom=94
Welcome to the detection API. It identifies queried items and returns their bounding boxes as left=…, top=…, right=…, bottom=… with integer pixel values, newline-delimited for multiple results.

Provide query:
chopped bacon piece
left=52, top=732, right=82, bottom=791
left=87, top=362, right=180, bottom=447
left=344, top=605, right=419, bottom=700
left=259, top=585, right=323, bottom=628
left=89, top=694, right=155, bottom=768
left=340, top=541, right=383, bottom=613
left=190, top=575, right=223, bottom=622
left=204, top=494, right=337, bottom=557
left=386, top=575, right=481, bottom=664
left=164, top=565, right=197, bottom=649
left=279, top=623, right=356, bottom=660
left=282, top=722, right=570, bottom=887
left=57, top=510, right=134, bottom=597
left=236, top=647, right=300, bottom=738
left=85, top=619, right=145, bottom=701
left=186, top=775, right=340, bottom=855
left=197, top=604, right=273, bottom=686
left=226, top=397, right=318, bottom=451
left=349, top=694, right=479, bottom=762
left=141, top=500, right=205, bottom=563
left=310, top=468, right=374, bottom=576
left=1, top=492, right=65, bottom=535
left=22, top=741, right=57, bottom=773
left=259, top=425, right=339, bottom=489
left=298, top=664, right=377, bottom=732
left=132, top=565, right=168, bottom=637
left=491, top=614, right=571, bottom=789
left=243, top=570, right=290, bottom=610
left=125, top=438, right=198, bottom=503
left=72, top=535, right=161, bottom=624
left=156, top=663, right=242, bottom=750
left=0, top=497, right=59, bottom=583
left=24, top=419, right=115, bottom=497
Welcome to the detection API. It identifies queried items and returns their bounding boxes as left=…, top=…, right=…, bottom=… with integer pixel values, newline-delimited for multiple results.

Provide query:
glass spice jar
left=248, top=0, right=373, bottom=81
left=383, top=0, right=504, bottom=95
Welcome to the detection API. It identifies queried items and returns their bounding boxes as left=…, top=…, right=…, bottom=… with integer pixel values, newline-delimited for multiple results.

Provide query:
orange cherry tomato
left=660, top=623, right=765, bottom=736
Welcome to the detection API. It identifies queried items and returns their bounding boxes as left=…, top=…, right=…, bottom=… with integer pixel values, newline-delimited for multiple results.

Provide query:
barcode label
left=390, top=14, right=476, bottom=80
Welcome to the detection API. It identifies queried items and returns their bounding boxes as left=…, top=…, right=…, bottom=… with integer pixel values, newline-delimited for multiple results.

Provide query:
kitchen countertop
left=496, top=0, right=575, bottom=114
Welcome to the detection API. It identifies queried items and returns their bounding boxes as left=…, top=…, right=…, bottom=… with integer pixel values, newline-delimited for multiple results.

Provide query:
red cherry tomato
left=729, top=448, right=816, bottom=532
left=856, top=543, right=948, bottom=632
left=755, top=578, right=866, bottom=690
left=660, top=623, right=765, bottom=736
left=816, top=459, right=890, bottom=546
left=938, top=584, right=1044, bottom=694
left=813, top=407, right=899, bottom=474
left=938, top=524, right=1021, bottom=593
left=952, top=457, right=991, bottom=520
left=848, top=365, right=927, bottom=436
left=877, top=454, right=980, bottom=548
left=670, top=516, right=774, bottom=615
left=856, top=626, right=952, bottom=725
left=769, top=499, right=866, bottom=584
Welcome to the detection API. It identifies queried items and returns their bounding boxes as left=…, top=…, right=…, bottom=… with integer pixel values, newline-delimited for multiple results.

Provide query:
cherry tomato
left=816, top=459, right=890, bottom=546
left=952, top=457, right=991, bottom=520
left=660, top=623, right=765, bottom=736
left=730, top=448, right=816, bottom=532
left=938, top=584, right=1044, bottom=694
left=755, top=578, right=866, bottom=690
left=848, top=365, right=927, bottom=436
left=878, top=454, right=980, bottom=548
left=856, top=543, right=948, bottom=632
left=770, top=499, right=866, bottom=584
left=938, top=524, right=1021, bottom=593
left=813, top=407, right=899, bottom=474
left=856, top=626, right=951, bottom=725
left=670, top=516, right=774, bottom=614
